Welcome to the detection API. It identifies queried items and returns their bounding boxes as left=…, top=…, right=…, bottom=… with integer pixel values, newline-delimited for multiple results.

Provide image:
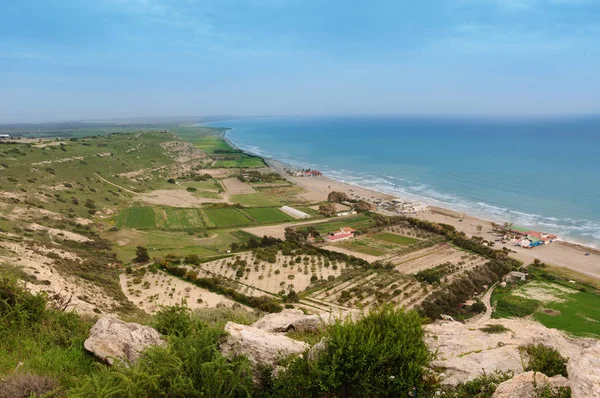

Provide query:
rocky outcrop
left=426, top=318, right=594, bottom=385
left=567, top=344, right=600, bottom=398
left=84, top=316, right=165, bottom=365
left=252, top=309, right=323, bottom=333
left=220, top=322, right=309, bottom=367
left=493, top=371, right=569, bottom=398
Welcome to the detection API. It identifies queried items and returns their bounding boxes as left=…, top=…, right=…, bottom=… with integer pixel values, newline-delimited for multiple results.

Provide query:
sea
left=203, top=116, right=600, bottom=248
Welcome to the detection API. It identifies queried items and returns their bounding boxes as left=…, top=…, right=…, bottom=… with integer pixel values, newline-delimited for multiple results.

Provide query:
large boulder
left=493, top=371, right=569, bottom=398
left=252, top=309, right=322, bottom=333
left=220, top=322, right=309, bottom=367
left=568, top=344, right=600, bottom=398
left=426, top=318, right=593, bottom=385
left=84, top=316, right=165, bottom=365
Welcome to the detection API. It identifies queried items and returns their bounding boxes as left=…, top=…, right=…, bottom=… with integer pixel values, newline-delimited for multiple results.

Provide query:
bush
left=522, top=343, right=568, bottom=377
left=266, top=306, right=430, bottom=397
left=435, top=371, right=513, bottom=398
left=0, top=272, right=46, bottom=326
left=70, top=322, right=253, bottom=397
left=470, top=301, right=486, bottom=314
left=479, top=324, right=510, bottom=334
left=153, top=305, right=194, bottom=337
left=134, top=245, right=150, bottom=263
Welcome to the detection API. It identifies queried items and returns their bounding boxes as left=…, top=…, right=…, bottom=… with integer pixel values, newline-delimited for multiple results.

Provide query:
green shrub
left=435, top=371, right=513, bottom=398
left=266, top=306, right=430, bottom=397
left=70, top=326, right=253, bottom=397
left=521, top=343, right=568, bottom=377
left=153, top=305, right=195, bottom=337
left=479, top=324, right=510, bottom=334
left=0, top=272, right=46, bottom=326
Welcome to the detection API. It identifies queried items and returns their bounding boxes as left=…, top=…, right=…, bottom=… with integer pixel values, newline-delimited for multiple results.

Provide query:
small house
left=0, top=134, right=10, bottom=140
left=324, top=227, right=356, bottom=243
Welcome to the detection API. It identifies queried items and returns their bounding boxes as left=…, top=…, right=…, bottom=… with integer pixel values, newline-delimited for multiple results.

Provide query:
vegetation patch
left=243, top=207, right=293, bottom=223
left=371, top=232, right=419, bottom=246
left=203, top=208, right=253, bottom=228
left=230, top=193, right=283, bottom=207
left=479, top=324, right=511, bottom=334
left=494, top=294, right=541, bottom=318
left=115, top=206, right=156, bottom=229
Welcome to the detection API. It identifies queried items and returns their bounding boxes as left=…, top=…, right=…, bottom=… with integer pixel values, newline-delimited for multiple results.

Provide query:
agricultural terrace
left=491, top=265, right=600, bottom=338
left=120, top=266, right=241, bottom=313
left=307, top=270, right=428, bottom=311
left=194, top=249, right=344, bottom=295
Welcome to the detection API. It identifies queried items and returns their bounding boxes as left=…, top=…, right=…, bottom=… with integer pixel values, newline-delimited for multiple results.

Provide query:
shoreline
left=221, top=129, right=600, bottom=280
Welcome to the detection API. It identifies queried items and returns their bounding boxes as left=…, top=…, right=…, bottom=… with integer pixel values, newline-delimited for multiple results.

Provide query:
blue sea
left=203, top=116, right=600, bottom=248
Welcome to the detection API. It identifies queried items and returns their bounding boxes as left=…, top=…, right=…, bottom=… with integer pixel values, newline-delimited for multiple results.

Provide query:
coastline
left=222, top=129, right=600, bottom=281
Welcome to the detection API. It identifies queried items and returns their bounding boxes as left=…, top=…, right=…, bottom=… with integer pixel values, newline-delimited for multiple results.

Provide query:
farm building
left=336, top=210, right=357, bottom=217
left=324, top=227, right=356, bottom=243
left=0, top=134, right=10, bottom=140
left=505, top=271, right=528, bottom=283
left=280, top=206, right=310, bottom=219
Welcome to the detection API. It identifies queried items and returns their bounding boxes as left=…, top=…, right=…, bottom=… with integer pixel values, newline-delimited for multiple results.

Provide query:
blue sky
left=1, top=0, right=599, bottom=122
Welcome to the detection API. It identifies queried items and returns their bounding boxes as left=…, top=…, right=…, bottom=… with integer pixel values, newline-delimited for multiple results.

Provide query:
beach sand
left=266, top=160, right=600, bottom=282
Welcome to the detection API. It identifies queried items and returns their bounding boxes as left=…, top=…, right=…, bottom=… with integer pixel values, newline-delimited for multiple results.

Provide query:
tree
left=327, top=191, right=350, bottom=203
left=134, top=245, right=150, bottom=262
left=354, top=200, right=373, bottom=213
left=318, top=202, right=336, bottom=217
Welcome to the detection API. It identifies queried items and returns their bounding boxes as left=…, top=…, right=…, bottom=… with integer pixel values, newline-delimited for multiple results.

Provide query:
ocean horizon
left=203, top=116, right=600, bottom=248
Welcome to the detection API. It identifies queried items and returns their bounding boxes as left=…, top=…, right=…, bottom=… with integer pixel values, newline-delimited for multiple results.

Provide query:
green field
left=371, top=233, right=419, bottom=246
left=203, top=208, right=253, bottom=227
left=294, top=207, right=321, bottom=217
left=213, top=156, right=265, bottom=168
left=491, top=275, right=600, bottom=338
left=230, top=193, right=283, bottom=207
left=115, top=207, right=156, bottom=229
left=243, top=208, right=293, bottom=223
left=105, top=228, right=245, bottom=261
left=162, top=208, right=205, bottom=229
left=193, top=134, right=232, bottom=153
left=534, top=291, right=600, bottom=337
left=312, top=214, right=376, bottom=235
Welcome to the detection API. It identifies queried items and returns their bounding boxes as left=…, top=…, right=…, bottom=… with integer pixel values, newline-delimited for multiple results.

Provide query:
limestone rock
left=220, top=322, right=309, bottom=367
left=568, top=344, right=600, bottom=398
left=84, top=316, right=165, bottom=365
left=307, top=338, right=328, bottom=362
left=252, top=309, right=322, bottom=333
left=426, top=318, right=594, bottom=385
left=493, top=371, right=569, bottom=398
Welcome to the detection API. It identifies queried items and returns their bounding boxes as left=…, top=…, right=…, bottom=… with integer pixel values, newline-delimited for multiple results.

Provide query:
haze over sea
left=204, top=117, right=600, bottom=248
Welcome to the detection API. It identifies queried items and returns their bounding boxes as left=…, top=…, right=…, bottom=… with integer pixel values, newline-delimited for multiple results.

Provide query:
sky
left=1, top=0, right=599, bottom=122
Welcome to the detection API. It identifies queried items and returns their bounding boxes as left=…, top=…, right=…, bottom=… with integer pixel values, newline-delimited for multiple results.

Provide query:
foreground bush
left=70, top=319, right=253, bottom=397
left=265, top=306, right=430, bottom=397
left=0, top=270, right=95, bottom=391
